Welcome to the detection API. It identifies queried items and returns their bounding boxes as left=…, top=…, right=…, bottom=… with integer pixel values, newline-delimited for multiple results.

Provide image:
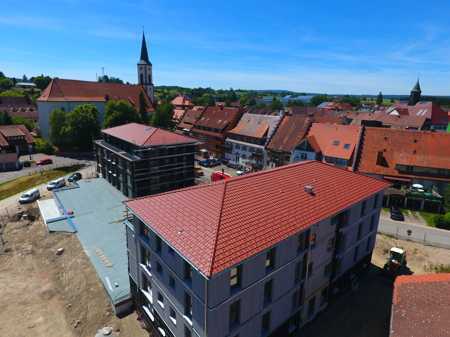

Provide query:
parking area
left=0, top=154, right=95, bottom=184
left=195, top=162, right=242, bottom=184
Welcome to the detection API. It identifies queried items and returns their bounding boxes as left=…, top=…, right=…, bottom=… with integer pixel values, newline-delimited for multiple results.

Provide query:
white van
left=46, top=177, right=66, bottom=191
left=19, top=188, right=40, bottom=204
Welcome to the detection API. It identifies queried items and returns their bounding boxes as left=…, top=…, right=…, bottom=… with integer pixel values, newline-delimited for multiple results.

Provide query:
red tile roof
left=193, top=106, right=241, bottom=131
left=102, top=123, right=198, bottom=147
left=171, top=95, right=193, bottom=107
left=177, top=106, right=206, bottom=131
left=306, top=123, right=362, bottom=160
left=0, top=124, right=34, bottom=145
left=172, top=108, right=186, bottom=122
left=346, top=111, right=427, bottom=129
left=126, top=161, right=389, bottom=277
left=357, top=128, right=450, bottom=181
left=389, top=102, right=448, bottom=125
left=391, top=273, right=450, bottom=337
left=267, top=115, right=312, bottom=153
left=38, top=78, right=154, bottom=112
left=0, top=96, right=37, bottom=121
left=227, top=113, right=282, bottom=140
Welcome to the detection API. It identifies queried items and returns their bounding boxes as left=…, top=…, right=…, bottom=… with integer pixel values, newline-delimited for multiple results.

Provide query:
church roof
left=140, top=32, right=150, bottom=64
left=411, top=79, right=421, bottom=93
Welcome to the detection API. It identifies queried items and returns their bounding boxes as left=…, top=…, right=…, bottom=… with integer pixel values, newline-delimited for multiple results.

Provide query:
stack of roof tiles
left=390, top=273, right=450, bottom=337
left=126, top=161, right=389, bottom=277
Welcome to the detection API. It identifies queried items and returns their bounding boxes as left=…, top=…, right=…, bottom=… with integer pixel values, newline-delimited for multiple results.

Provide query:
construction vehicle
left=383, top=247, right=407, bottom=276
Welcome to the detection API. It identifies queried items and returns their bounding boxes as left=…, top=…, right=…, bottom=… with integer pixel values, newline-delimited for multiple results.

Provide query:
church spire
left=408, top=78, right=421, bottom=106
left=140, top=32, right=150, bottom=64
left=411, top=78, right=421, bottom=93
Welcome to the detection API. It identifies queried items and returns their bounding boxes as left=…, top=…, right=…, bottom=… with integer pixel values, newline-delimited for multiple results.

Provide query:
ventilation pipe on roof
left=304, top=185, right=315, bottom=196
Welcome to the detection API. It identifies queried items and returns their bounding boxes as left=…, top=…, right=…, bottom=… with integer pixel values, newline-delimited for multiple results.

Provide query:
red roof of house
left=172, top=108, right=186, bottom=121
left=228, top=113, right=282, bottom=140
left=347, top=111, right=427, bottom=129
left=171, top=95, right=193, bottom=107
left=357, top=128, right=450, bottom=181
left=389, top=102, right=448, bottom=125
left=102, top=123, right=198, bottom=147
left=193, top=106, right=241, bottom=131
left=38, top=78, right=154, bottom=112
left=177, top=106, right=206, bottom=131
left=267, top=115, right=312, bottom=153
left=391, top=273, right=450, bottom=337
left=306, top=123, right=362, bottom=160
left=0, top=124, right=34, bottom=145
left=126, top=161, right=389, bottom=277
left=0, top=96, right=38, bottom=121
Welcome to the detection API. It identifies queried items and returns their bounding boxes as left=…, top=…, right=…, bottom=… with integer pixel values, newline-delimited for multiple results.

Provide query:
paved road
left=0, top=154, right=95, bottom=184
left=196, top=164, right=240, bottom=184
left=0, top=165, right=96, bottom=219
left=378, top=217, right=450, bottom=249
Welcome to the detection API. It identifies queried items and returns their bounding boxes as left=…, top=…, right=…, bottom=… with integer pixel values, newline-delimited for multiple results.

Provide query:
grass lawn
left=419, top=211, right=438, bottom=227
left=0, top=165, right=83, bottom=200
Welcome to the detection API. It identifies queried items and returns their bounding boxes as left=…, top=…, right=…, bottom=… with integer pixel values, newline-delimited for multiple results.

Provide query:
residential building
left=0, top=96, right=38, bottom=122
left=0, top=124, right=34, bottom=155
left=124, top=161, right=389, bottom=337
left=317, top=102, right=353, bottom=112
left=37, top=34, right=154, bottom=139
left=266, top=115, right=312, bottom=167
left=190, top=106, right=242, bottom=158
left=291, top=123, right=362, bottom=170
left=171, top=95, right=194, bottom=124
left=225, top=112, right=282, bottom=170
left=390, top=273, right=450, bottom=337
left=345, top=111, right=428, bottom=130
left=176, top=106, right=206, bottom=134
left=357, top=127, right=450, bottom=191
left=94, top=123, right=199, bottom=197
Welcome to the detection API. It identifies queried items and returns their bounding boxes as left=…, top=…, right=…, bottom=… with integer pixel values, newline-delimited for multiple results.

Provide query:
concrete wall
left=37, top=101, right=105, bottom=139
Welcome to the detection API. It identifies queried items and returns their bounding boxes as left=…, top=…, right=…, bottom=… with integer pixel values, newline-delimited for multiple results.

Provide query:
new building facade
left=94, top=123, right=199, bottom=198
left=124, top=161, right=389, bottom=337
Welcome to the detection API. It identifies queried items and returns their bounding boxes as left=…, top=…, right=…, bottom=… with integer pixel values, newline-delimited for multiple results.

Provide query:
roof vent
left=304, top=185, right=315, bottom=196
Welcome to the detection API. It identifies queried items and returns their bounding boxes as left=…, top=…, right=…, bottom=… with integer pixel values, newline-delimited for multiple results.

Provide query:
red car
left=36, top=158, right=53, bottom=165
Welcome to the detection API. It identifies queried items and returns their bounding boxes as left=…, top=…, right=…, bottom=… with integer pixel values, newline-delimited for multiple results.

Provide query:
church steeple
left=137, top=31, right=154, bottom=104
left=140, top=32, right=150, bottom=64
left=408, top=79, right=421, bottom=106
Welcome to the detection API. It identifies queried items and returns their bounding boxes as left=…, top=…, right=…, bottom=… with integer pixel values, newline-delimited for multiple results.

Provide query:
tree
left=32, top=74, right=52, bottom=90
left=270, top=97, right=283, bottom=111
left=0, top=111, right=13, bottom=125
left=287, top=99, right=305, bottom=107
left=11, top=116, right=35, bottom=131
left=0, top=89, right=25, bottom=97
left=103, top=100, right=141, bottom=128
left=138, top=91, right=149, bottom=121
left=376, top=92, right=383, bottom=105
left=97, top=75, right=124, bottom=84
left=22, top=75, right=28, bottom=82
left=49, top=108, right=68, bottom=147
left=310, top=95, right=329, bottom=106
left=0, top=77, right=13, bottom=91
left=340, top=95, right=361, bottom=107
left=35, top=137, right=55, bottom=155
left=151, top=102, right=173, bottom=128
left=444, top=184, right=450, bottom=212
left=66, top=104, right=100, bottom=151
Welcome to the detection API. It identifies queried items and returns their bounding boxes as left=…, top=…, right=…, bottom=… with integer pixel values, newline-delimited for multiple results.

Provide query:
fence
left=378, top=220, right=450, bottom=250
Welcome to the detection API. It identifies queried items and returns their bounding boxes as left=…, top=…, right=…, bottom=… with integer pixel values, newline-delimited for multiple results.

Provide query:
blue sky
left=1, top=0, right=450, bottom=94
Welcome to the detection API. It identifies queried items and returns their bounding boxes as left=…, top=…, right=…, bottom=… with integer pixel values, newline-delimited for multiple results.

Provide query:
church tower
left=408, top=79, right=421, bottom=106
left=137, top=32, right=154, bottom=103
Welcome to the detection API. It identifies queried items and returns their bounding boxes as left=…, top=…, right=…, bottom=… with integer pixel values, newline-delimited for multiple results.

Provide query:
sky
left=1, top=0, right=450, bottom=95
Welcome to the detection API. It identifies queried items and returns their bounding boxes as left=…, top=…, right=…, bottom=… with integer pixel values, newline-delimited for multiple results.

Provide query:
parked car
left=37, top=158, right=53, bottom=166
left=208, top=158, right=221, bottom=167
left=47, top=177, right=66, bottom=191
left=68, top=172, right=82, bottom=183
left=18, top=188, right=40, bottom=204
left=390, top=206, right=404, bottom=221
left=198, top=159, right=211, bottom=167
left=22, top=161, right=32, bottom=168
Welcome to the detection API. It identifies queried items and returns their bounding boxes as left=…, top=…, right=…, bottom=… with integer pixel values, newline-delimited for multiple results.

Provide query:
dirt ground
left=301, top=233, right=450, bottom=337
left=0, top=204, right=149, bottom=337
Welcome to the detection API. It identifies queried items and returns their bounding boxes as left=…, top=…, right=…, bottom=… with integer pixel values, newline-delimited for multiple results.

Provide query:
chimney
left=304, top=184, right=315, bottom=196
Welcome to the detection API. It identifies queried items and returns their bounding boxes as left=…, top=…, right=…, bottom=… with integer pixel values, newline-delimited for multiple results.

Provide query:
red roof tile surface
left=391, top=273, right=450, bottom=337
left=306, top=123, right=362, bottom=160
left=102, top=123, right=198, bottom=147
left=177, top=106, right=206, bottom=131
left=193, top=106, right=241, bottom=131
left=126, top=161, right=389, bottom=277
left=267, top=115, right=312, bottom=153
left=389, top=102, right=448, bottom=125
left=227, top=113, right=282, bottom=140
left=0, top=124, right=34, bottom=145
left=171, top=95, right=193, bottom=107
left=0, top=96, right=37, bottom=121
left=358, top=128, right=450, bottom=181
left=38, top=78, right=154, bottom=112
left=346, top=111, right=427, bottom=129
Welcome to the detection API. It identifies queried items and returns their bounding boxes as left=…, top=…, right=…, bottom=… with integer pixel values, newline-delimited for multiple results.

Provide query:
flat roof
left=53, top=179, right=129, bottom=305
